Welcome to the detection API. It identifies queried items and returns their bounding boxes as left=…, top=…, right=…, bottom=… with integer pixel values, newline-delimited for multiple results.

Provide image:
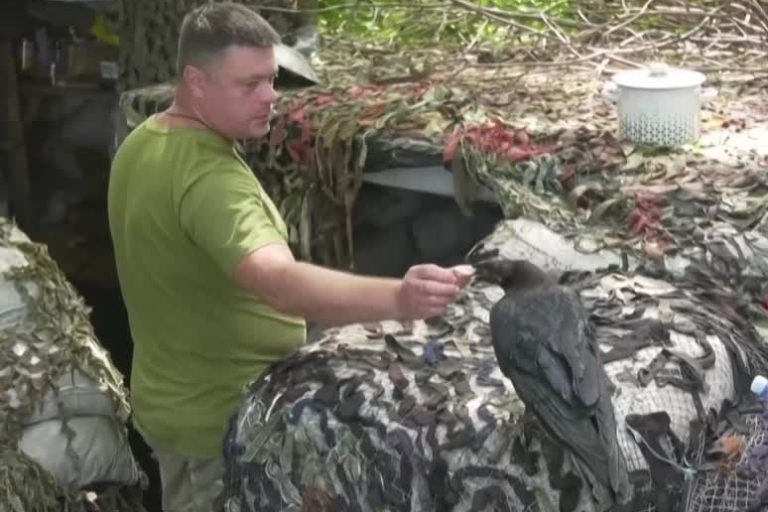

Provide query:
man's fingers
left=410, top=264, right=457, bottom=283
left=400, top=263, right=467, bottom=320
left=451, top=265, right=474, bottom=288
left=424, top=295, right=454, bottom=307
left=415, top=279, right=459, bottom=298
left=424, top=305, right=448, bottom=318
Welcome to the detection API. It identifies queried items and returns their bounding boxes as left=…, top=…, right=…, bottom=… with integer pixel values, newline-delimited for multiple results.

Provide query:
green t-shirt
left=108, top=115, right=306, bottom=459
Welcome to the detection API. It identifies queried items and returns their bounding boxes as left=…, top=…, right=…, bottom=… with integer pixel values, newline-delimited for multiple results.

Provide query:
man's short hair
left=176, top=2, right=281, bottom=76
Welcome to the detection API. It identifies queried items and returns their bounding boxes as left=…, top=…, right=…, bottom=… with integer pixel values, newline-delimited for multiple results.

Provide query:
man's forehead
left=222, top=44, right=275, bottom=64
left=220, top=45, right=277, bottom=74
left=233, top=64, right=279, bottom=79
left=217, top=43, right=319, bottom=84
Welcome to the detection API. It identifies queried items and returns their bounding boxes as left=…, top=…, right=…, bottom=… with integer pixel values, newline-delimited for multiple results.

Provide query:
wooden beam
left=0, top=36, right=33, bottom=231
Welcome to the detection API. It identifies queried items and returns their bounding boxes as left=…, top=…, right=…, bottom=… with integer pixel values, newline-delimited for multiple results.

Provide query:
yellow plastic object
left=89, top=15, right=120, bottom=47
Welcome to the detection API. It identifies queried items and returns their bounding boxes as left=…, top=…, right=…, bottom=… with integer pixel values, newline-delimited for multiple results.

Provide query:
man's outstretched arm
left=233, top=242, right=467, bottom=325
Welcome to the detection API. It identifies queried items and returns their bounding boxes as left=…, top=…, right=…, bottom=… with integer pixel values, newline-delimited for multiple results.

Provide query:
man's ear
left=183, top=64, right=207, bottom=98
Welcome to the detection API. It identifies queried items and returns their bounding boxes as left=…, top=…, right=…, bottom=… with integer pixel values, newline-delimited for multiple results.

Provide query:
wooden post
left=0, top=36, right=33, bottom=231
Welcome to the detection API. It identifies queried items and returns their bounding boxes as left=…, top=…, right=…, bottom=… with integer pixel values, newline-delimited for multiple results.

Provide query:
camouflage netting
left=116, top=0, right=317, bottom=91
left=114, top=68, right=768, bottom=272
left=221, top=219, right=768, bottom=512
left=477, top=216, right=768, bottom=323
left=0, top=217, right=146, bottom=512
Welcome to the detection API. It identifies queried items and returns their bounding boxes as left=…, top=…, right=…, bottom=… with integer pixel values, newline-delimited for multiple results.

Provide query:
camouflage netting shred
left=0, top=217, right=145, bottom=512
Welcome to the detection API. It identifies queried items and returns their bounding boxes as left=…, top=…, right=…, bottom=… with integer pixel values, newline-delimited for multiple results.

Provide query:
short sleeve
left=178, top=167, right=286, bottom=277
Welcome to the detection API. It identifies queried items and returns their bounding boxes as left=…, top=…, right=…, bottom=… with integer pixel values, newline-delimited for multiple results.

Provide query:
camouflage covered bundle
left=221, top=218, right=768, bottom=511
left=0, top=217, right=145, bottom=512
left=221, top=313, right=571, bottom=511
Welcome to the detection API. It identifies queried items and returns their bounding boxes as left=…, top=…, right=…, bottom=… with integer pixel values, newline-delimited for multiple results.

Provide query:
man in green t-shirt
left=108, top=2, right=471, bottom=511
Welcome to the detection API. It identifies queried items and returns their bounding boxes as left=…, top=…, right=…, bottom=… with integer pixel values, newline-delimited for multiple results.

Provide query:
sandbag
left=0, top=245, right=35, bottom=330
left=26, top=369, right=117, bottom=425
left=0, top=216, right=145, bottom=511
left=20, top=416, right=143, bottom=493
left=17, top=367, right=141, bottom=493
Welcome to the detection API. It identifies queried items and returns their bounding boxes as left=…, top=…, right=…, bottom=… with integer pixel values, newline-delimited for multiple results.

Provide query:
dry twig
left=313, top=0, right=768, bottom=74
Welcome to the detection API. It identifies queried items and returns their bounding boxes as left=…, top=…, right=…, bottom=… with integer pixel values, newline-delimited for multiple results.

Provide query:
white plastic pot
left=602, top=64, right=718, bottom=147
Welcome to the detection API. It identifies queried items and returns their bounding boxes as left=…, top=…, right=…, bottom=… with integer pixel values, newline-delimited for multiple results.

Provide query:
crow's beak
left=465, top=244, right=500, bottom=266
left=472, top=260, right=505, bottom=285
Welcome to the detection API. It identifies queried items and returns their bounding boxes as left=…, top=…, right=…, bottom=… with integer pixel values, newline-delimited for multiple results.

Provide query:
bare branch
left=314, top=0, right=768, bottom=75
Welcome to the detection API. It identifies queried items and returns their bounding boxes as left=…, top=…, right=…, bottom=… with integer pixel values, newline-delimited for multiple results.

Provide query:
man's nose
left=262, top=83, right=278, bottom=104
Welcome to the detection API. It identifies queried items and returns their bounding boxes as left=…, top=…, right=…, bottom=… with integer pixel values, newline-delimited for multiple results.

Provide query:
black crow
left=474, top=257, right=632, bottom=510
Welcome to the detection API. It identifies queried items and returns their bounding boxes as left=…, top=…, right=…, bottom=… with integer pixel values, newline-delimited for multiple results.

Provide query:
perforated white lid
left=612, top=63, right=706, bottom=90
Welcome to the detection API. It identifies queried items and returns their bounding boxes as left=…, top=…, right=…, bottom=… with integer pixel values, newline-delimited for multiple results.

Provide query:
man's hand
left=235, top=244, right=474, bottom=325
left=396, top=264, right=469, bottom=320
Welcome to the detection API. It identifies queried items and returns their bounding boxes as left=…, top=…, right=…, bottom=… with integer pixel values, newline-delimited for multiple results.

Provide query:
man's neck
left=162, top=100, right=205, bottom=127
left=160, top=99, right=233, bottom=144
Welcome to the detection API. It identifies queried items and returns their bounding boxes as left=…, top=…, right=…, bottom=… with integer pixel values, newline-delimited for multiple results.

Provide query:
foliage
left=315, top=0, right=572, bottom=49
left=312, top=0, right=768, bottom=58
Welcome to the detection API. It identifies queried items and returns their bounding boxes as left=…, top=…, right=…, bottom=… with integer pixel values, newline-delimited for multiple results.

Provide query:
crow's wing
left=490, top=286, right=601, bottom=409
left=507, top=365, right=614, bottom=486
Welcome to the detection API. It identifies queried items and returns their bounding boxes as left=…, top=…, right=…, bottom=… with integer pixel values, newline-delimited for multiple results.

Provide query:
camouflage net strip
left=221, top=305, right=585, bottom=512
left=256, top=80, right=768, bottom=278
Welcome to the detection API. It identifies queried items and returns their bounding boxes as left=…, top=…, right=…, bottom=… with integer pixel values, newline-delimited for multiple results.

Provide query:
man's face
left=192, top=45, right=278, bottom=140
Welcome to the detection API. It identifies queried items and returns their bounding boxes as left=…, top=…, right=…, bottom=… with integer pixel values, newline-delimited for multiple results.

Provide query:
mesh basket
left=683, top=414, right=768, bottom=512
